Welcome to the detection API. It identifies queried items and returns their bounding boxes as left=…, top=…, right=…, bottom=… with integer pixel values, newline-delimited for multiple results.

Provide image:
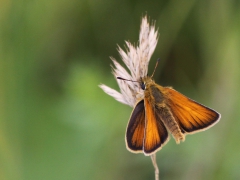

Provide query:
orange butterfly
left=118, top=62, right=220, bottom=156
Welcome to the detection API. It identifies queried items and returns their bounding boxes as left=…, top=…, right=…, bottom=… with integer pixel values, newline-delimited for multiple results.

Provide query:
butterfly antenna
left=151, top=58, right=160, bottom=78
left=117, top=77, right=139, bottom=83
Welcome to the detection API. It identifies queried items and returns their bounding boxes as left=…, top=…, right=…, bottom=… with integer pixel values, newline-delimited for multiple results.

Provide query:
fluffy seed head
left=99, top=16, right=159, bottom=107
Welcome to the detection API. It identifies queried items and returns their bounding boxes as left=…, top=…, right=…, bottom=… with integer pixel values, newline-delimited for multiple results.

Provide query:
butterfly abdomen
left=156, top=104, right=185, bottom=143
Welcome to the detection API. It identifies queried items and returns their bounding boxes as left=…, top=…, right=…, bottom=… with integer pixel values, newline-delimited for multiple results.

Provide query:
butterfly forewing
left=165, top=87, right=220, bottom=133
left=126, top=100, right=145, bottom=153
left=143, top=98, right=169, bottom=155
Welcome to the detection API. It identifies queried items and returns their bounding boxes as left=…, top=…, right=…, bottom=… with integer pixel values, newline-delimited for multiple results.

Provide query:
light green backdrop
left=0, top=0, right=240, bottom=179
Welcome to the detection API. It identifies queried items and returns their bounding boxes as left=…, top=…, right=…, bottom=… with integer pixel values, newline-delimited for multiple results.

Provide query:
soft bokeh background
left=1, top=0, right=240, bottom=180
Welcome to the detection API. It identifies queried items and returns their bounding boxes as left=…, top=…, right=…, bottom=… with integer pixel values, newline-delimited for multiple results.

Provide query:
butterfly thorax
left=140, top=76, right=165, bottom=105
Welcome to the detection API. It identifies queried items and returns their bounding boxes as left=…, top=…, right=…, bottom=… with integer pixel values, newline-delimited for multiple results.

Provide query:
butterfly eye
left=140, top=82, right=146, bottom=90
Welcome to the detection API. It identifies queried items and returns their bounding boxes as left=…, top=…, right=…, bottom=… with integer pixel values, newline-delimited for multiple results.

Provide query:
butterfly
left=118, top=62, right=221, bottom=156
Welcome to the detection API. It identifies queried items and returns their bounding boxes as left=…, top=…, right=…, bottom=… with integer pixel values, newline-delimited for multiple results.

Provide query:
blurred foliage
left=0, top=0, right=240, bottom=180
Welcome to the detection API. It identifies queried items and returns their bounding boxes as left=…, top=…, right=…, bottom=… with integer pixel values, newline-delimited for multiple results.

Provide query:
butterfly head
left=140, top=76, right=154, bottom=90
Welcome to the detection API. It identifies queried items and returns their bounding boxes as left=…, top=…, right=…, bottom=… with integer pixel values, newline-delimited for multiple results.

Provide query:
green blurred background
left=0, top=0, right=240, bottom=180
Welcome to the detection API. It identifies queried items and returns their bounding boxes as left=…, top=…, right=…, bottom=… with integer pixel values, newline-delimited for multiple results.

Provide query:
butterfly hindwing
left=143, top=98, right=169, bottom=155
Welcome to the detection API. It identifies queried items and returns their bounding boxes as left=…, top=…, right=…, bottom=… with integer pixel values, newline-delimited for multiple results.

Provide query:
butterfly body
left=126, top=76, right=220, bottom=156
left=141, top=77, right=185, bottom=142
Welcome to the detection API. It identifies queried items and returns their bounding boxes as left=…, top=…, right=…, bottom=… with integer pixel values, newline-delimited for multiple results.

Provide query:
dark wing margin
left=125, top=100, right=145, bottom=153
